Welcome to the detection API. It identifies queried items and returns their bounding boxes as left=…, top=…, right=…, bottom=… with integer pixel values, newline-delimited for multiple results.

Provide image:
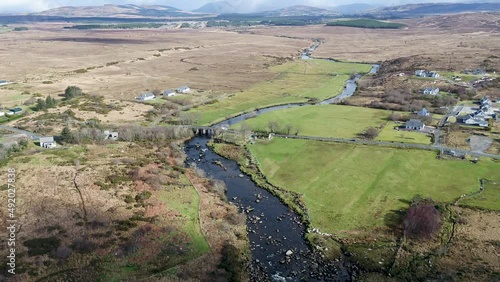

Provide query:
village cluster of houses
left=415, top=70, right=440, bottom=78
left=461, top=97, right=495, bottom=127
left=136, top=85, right=190, bottom=101
left=0, top=107, right=23, bottom=117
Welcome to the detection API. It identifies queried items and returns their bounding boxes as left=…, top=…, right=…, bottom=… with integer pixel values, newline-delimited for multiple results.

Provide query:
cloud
left=0, top=0, right=57, bottom=13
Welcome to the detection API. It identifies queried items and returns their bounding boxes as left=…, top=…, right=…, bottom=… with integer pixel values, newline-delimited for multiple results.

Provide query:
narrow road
left=0, top=125, right=41, bottom=140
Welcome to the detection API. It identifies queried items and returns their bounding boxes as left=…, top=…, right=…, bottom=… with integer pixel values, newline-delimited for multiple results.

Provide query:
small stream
left=183, top=41, right=379, bottom=281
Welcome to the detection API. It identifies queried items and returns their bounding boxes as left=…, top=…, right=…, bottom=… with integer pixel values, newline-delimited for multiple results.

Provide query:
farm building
left=405, top=119, right=425, bottom=131
left=163, top=89, right=176, bottom=97
left=6, top=107, right=23, bottom=115
left=177, top=85, right=190, bottom=93
left=422, top=87, right=439, bottom=95
left=136, top=92, right=155, bottom=101
left=39, top=136, right=56, bottom=148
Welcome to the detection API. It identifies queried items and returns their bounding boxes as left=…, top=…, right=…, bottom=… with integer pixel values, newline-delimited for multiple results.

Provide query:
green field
left=191, top=60, right=372, bottom=125
left=460, top=181, right=500, bottom=211
left=326, top=19, right=406, bottom=29
left=376, top=122, right=432, bottom=144
left=231, top=105, right=390, bottom=138
left=250, top=138, right=500, bottom=234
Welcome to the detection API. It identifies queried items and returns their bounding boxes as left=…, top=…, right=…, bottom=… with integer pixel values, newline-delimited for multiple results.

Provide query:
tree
left=267, top=121, right=280, bottom=133
left=389, top=112, right=402, bottom=121
left=35, top=98, right=46, bottom=111
left=64, top=86, right=82, bottom=99
left=285, top=124, right=294, bottom=135
left=60, top=126, right=74, bottom=144
left=403, top=202, right=442, bottom=239
left=364, top=127, right=379, bottom=139
left=45, top=96, right=56, bottom=108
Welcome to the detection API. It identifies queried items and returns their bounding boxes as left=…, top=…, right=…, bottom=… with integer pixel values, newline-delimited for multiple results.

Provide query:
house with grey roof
left=0, top=80, right=10, bottom=86
left=163, top=89, right=176, bottom=97
left=415, top=70, right=440, bottom=78
left=464, top=116, right=488, bottom=127
left=6, top=107, right=23, bottom=116
left=136, top=92, right=155, bottom=101
left=176, top=85, right=190, bottom=93
left=39, top=136, right=56, bottom=148
left=422, top=87, right=439, bottom=96
left=418, top=108, right=430, bottom=116
left=405, top=119, right=425, bottom=131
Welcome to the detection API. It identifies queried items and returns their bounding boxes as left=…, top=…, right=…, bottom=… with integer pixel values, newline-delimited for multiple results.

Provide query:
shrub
left=403, top=202, right=442, bottom=239
left=64, top=86, right=82, bottom=99
left=364, top=127, right=379, bottom=139
left=23, top=237, right=61, bottom=256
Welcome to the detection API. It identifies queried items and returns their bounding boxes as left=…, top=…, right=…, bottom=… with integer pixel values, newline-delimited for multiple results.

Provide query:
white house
left=176, top=85, right=190, bottom=93
left=39, top=136, right=56, bottom=148
left=405, top=119, right=425, bottom=131
left=136, top=92, right=155, bottom=101
left=103, top=130, right=119, bottom=141
left=464, top=116, right=488, bottom=127
left=0, top=111, right=5, bottom=117
left=422, top=87, right=439, bottom=95
left=163, top=89, right=176, bottom=97
left=0, top=80, right=10, bottom=86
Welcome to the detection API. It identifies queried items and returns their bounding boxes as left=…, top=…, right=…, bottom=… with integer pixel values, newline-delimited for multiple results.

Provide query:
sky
left=0, top=0, right=496, bottom=13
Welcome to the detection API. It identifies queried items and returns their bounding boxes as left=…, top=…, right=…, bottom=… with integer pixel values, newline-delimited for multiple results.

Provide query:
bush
left=64, top=86, right=82, bottom=99
left=23, top=237, right=61, bottom=256
left=218, top=243, right=243, bottom=282
left=364, top=127, right=379, bottom=139
left=403, top=202, right=443, bottom=239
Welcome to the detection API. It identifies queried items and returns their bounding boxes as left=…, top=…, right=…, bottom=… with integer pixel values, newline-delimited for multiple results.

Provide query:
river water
left=184, top=42, right=379, bottom=281
left=185, top=137, right=345, bottom=281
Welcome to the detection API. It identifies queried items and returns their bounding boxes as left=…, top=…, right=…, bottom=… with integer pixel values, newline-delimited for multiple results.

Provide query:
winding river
left=184, top=43, right=379, bottom=281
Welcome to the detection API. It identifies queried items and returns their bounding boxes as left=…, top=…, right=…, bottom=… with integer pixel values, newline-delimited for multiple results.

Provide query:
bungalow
left=472, top=68, right=486, bottom=75
left=103, top=130, right=118, bottom=141
left=464, top=116, right=488, bottom=127
left=417, top=108, right=430, bottom=116
left=6, top=107, right=23, bottom=116
left=163, top=89, right=176, bottom=97
left=422, top=87, right=440, bottom=95
left=415, top=70, right=440, bottom=78
left=405, top=119, right=425, bottom=131
left=0, top=80, right=9, bottom=86
left=39, top=136, right=56, bottom=148
left=136, top=92, right=155, bottom=101
left=177, top=85, right=190, bottom=93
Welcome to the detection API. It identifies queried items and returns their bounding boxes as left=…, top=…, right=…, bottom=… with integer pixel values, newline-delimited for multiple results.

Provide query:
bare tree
left=389, top=112, right=402, bottom=121
left=267, top=121, right=280, bottom=133
left=294, top=127, right=301, bottom=136
left=404, top=202, right=442, bottom=239
left=364, top=127, right=379, bottom=139
left=285, top=124, right=294, bottom=135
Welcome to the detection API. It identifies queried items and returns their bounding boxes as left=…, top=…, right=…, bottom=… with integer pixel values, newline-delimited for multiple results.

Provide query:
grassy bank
left=250, top=138, right=500, bottom=234
left=191, top=60, right=371, bottom=125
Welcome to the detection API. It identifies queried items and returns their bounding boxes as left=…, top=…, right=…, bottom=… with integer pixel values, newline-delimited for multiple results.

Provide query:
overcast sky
left=0, top=0, right=496, bottom=13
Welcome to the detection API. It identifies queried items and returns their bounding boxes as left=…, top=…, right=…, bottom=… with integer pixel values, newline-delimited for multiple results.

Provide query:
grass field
left=326, top=19, right=406, bottom=29
left=250, top=138, right=500, bottom=234
left=376, top=122, right=432, bottom=144
left=231, top=105, right=390, bottom=138
left=191, top=60, right=371, bottom=125
left=460, top=181, right=500, bottom=211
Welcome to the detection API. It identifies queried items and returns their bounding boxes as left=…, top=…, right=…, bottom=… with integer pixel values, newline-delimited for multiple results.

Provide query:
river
left=184, top=42, right=379, bottom=281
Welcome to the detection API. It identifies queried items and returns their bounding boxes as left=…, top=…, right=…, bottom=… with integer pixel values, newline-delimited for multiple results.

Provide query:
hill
left=330, top=3, right=381, bottom=15
left=369, top=3, right=500, bottom=17
left=263, top=5, right=340, bottom=17
left=33, top=4, right=204, bottom=18
left=193, top=1, right=236, bottom=14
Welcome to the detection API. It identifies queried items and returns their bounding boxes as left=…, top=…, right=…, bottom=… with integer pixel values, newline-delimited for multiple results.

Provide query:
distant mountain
left=330, top=3, right=382, bottom=15
left=193, top=1, right=277, bottom=14
left=263, top=5, right=340, bottom=17
left=193, top=1, right=236, bottom=14
left=33, top=4, right=205, bottom=18
left=369, top=3, right=500, bottom=17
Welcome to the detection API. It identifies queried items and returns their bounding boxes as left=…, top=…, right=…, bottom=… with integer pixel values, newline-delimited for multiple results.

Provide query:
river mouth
left=184, top=137, right=347, bottom=281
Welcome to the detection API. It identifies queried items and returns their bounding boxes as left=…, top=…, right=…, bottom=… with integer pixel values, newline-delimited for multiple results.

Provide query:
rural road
left=0, top=125, right=41, bottom=140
